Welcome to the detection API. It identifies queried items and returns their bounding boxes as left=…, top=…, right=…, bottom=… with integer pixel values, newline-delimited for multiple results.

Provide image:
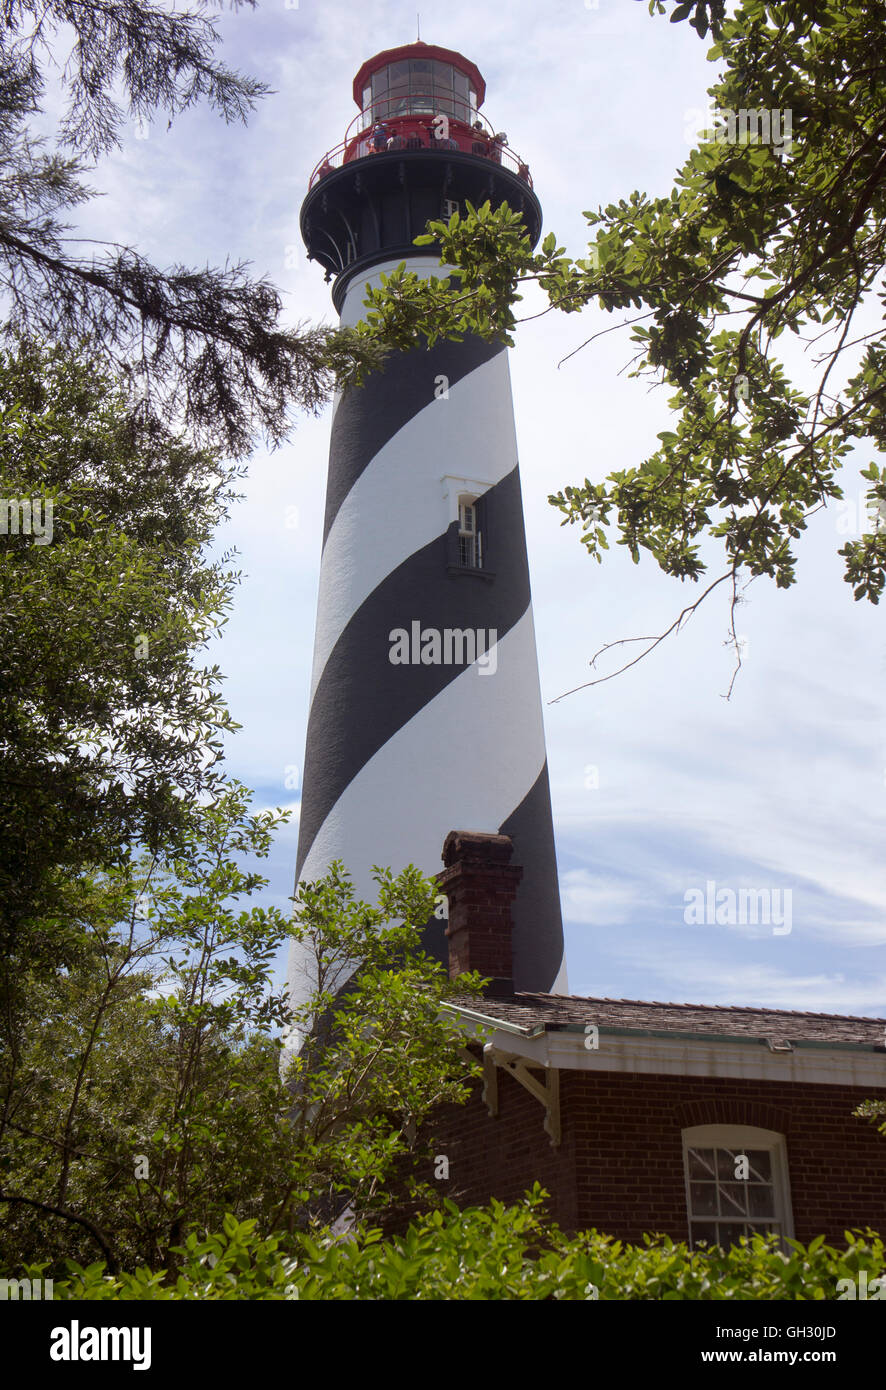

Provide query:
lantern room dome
left=352, top=42, right=486, bottom=109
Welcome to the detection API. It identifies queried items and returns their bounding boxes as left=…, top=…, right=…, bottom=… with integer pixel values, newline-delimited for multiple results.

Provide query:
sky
left=65, top=0, right=886, bottom=1016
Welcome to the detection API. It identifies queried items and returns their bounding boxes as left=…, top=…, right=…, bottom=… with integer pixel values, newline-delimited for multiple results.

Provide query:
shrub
left=32, top=1187, right=885, bottom=1301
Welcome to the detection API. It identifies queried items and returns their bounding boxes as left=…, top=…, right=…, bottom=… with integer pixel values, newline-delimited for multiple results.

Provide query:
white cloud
left=561, top=867, right=655, bottom=927
left=644, top=961, right=886, bottom=1017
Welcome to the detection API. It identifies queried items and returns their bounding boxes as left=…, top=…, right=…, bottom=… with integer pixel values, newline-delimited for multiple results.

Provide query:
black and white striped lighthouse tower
left=290, top=41, right=567, bottom=1010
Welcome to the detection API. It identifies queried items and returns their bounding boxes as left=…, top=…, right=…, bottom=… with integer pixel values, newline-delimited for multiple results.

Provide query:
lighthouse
left=290, top=41, right=567, bottom=1010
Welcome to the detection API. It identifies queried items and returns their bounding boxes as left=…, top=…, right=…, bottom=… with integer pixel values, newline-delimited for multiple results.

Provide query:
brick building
left=429, top=830, right=886, bottom=1245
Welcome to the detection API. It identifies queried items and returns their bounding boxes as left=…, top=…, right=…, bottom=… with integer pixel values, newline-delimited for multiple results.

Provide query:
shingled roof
left=450, top=992, right=886, bottom=1050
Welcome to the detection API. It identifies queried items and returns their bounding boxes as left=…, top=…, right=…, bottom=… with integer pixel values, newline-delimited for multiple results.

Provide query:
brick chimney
left=438, top=830, right=523, bottom=998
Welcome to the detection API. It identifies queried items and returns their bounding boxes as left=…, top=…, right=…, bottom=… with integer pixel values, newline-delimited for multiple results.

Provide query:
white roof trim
left=452, top=1017, right=886, bottom=1088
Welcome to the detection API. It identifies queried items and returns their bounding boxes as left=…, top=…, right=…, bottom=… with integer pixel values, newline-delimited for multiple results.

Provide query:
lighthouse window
left=458, top=497, right=483, bottom=570
left=682, top=1126, right=793, bottom=1252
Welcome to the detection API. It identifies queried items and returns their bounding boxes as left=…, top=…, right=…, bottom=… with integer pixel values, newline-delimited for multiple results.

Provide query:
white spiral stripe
left=309, top=351, right=519, bottom=703
left=289, top=609, right=558, bottom=1008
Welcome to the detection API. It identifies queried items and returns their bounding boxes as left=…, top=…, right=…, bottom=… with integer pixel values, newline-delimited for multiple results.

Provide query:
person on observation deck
left=490, top=131, right=507, bottom=163
left=370, top=121, right=390, bottom=152
left=429, top=122, right=457, bottom=149
left=470, top=119, right=489, bottom=155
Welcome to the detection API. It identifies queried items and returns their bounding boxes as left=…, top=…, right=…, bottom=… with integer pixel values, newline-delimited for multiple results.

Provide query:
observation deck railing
left=307, top=95, right=532, bottom=190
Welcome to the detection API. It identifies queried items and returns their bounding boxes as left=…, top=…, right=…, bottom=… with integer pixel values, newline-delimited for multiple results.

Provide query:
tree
left=0, top=340, right=241, bottom=953
left=284, top=860, right=485, bottom=1228
left=0, top=0, right=385, bottom=455
left=0, top=784, right=297, bottom=1274
left=357, top=0, right=886, bottom=689
left=0, top=781, right=483, bottom=1274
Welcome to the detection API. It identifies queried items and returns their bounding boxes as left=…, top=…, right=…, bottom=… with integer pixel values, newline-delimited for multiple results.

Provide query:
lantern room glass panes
left=369, top=60, right=472, bottom=123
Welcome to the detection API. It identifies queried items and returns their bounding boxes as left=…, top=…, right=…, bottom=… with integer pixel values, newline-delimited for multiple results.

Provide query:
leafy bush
left=30, top=1188, right=885, bottom=1301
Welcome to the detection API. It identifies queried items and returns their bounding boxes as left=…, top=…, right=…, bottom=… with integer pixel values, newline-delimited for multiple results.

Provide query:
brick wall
left=422, top=1065, right=886, bottom=1243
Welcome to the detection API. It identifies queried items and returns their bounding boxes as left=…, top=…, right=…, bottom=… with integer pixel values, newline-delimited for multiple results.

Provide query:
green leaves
left=43, top=1198, right=886, bottom=1301
left=358, top=201, right=543, bottom=353
left=358, top=1, right=886, bottom=661
left=0, top=342, right=244, bottom=955
left=0, top=815, right=490, bottom=1279
left=282, top=860, right=487, bottom=1230
left=0, top=775, right=299, bottom=1276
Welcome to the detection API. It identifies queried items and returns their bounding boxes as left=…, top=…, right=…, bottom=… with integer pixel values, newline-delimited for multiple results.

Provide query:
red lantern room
left=308, top=42, right=531, bottom=188
left=301, top=40, right=541, bottom=306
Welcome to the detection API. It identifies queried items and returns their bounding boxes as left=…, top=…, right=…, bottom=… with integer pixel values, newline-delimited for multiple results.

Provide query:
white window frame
left=458, top=498, right=477, bottom=534
left=457, top=493, right=481, bottom=569
left=441, top=475, right=493, bottom=523
left=442, top=476, right=492, bottom=572
left=682, top=1123, right=794, bottom=1250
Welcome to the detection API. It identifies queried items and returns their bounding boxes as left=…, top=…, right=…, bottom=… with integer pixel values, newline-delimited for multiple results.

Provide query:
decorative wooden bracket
left=482, top=1043, right=498, bottom=1116
left=480, top=1045, right=561, bottom=1147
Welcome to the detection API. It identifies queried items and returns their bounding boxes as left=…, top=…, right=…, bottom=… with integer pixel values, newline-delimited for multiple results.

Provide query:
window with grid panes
left=682, top=1124, right=793, bottom=1250
left=458, top=497, right=482, bottom=570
